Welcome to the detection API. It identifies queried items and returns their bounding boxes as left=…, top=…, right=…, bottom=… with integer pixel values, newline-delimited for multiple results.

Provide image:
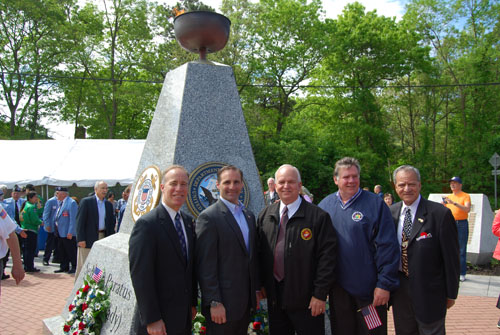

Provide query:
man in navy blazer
left=75, top=181, right=115, bottom=278
left=196, top=165, right=260, bottom=335
left=129, top=165, right=197, bottom=335
left=390, top=165, right=459, bottom=335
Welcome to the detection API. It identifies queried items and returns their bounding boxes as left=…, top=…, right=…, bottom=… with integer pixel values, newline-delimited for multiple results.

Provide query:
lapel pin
left=418, top=218, right=424, bottom=223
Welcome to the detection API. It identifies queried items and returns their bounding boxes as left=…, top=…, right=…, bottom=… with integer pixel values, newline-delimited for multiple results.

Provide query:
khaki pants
left=75, top=232, right=106, bottom=280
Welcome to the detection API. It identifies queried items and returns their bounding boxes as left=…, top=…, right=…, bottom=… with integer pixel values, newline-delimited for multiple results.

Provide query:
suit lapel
left=409, top=198, right=428, bottom=244
left=181, top=211, right=194, bottom=264
left=158, top=205, right=187, bottom=266
left=218, top=201, right=248, bottom=256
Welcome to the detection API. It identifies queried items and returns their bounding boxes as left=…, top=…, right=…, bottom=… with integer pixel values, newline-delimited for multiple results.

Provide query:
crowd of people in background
left=0, top=182, right=131, bottom=282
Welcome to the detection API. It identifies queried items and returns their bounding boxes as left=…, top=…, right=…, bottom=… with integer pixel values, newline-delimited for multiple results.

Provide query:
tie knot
left=282, top=206, right=288, bottom=215
left=175, top=213, right=180, bottom=221
left=406, top=208, right=411, bottom=215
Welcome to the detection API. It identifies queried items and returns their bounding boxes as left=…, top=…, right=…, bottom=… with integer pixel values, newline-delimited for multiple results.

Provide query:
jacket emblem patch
left=301, top=228, right=312, bottom=241
left=352, top=211, right=363, bottom=222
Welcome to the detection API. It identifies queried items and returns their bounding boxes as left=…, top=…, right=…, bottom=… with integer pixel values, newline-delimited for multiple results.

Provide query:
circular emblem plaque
left=131, top=165, right=162, bottom=223
left=187, top=162, right=250, bottom=217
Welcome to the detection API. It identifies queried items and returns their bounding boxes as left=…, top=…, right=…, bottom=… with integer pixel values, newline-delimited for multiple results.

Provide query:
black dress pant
left=58, top=236, right=77, bottom=271
left=268, top=280, right=325, bottom=335
left=43, top=232, right=60, bottom=262
left=23, top=231, right=37, bottom=271
left=329, top=284, right=387, bottom=335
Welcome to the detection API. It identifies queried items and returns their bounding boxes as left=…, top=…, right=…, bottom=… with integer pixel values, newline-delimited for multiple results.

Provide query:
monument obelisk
left=43, top=11, right=264, bottom=335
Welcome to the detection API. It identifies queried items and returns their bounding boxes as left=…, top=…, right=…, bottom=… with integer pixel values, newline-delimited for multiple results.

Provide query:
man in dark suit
left=196, top=165, right=260, bottom=335
left=390, top=165, right=460, bottom=335
left=264, top=177, right=280, bottom=206
left=129, top=165, right=197, bottom=335
left=75, top=181, right=115, bottom=278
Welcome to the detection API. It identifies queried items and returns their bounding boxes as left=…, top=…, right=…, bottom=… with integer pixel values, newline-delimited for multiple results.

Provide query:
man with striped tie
left=390, top=165, right=459, bottom=335
left=129, top=165, right=197, bottom=335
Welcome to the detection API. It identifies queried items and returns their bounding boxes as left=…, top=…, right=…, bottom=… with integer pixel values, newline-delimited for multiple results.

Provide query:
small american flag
left=360, top=304, right=382, bottom=330
left=92, top=267, right=103, bottom=282
left=0, top=209, right=7, bottom=219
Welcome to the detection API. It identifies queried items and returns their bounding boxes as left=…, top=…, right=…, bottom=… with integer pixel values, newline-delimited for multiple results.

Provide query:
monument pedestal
left=44, top=61, right=264, bottom=334
left=428, top=194, right=496, bottom=265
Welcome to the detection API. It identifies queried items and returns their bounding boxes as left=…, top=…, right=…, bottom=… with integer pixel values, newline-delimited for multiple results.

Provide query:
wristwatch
left=210, top=301, right=221, bottom=308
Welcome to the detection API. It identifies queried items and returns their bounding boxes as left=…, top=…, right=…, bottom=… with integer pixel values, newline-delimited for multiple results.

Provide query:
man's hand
left=78, top=241, right=86, bottom=248
left=11, top=263, right=25, bottom=285
left=7, top=231, right=24, bottom=285
left=146, top=319, right=166, bottom=335
left=210, top=303, right=227, bottom=324
left=191, top=306, right=198, bottom=320
left=46, top=226, right=51, bottom=232
left=67, top=233, right=72, bottom=239
left=372, top=287, right=390, bottom=306
left=308, top=296, right=326, bottom=317
left=446, top=299, right=455, bottom=309
left=19, top=230, right=27, bottom=238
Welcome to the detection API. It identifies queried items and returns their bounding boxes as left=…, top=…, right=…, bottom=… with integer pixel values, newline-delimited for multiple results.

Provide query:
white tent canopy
left=0, top=139, right=145, bottom=188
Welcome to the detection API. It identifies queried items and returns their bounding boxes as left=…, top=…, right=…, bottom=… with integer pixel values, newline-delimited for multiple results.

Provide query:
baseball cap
left=449, top=176, right=462, bottom=184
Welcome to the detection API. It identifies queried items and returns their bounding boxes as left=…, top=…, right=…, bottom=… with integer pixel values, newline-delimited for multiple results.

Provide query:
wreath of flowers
left=63, top=267, right=111, bottom=335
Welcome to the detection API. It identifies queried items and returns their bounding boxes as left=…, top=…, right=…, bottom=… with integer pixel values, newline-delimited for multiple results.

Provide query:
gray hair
left=275, top=164, right=302, bottom=183
left=267, top=177, right=275, bottom=183
left=94, top=181, right=107, bottom=190
left=334, top=157, right=361, bottom=177
left=392, top=165, right=421, bottom=182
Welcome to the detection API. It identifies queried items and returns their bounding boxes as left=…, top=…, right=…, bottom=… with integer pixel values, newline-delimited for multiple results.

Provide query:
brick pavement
left=1, top=258, right=500, bottom=334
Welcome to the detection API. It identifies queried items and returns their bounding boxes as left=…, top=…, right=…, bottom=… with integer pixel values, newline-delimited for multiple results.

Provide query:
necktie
left=273, top=206, right=288, bottom=282
left=174, top=213, right=187, bottom=261
left=401, top=208, right=412, bottom=276
left=14, top=201, right=19, bottom=223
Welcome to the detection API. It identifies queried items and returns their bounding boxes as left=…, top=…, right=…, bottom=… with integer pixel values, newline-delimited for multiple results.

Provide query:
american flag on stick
left=92, top=267, right=103, bottom=283
left=360, top=304, right=382, bottom=330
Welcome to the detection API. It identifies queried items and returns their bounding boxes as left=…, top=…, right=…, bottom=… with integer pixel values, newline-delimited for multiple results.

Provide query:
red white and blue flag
left=92, top=267, right=103, bottom=282
left=0, top=209, right=7, bottom=219
left=361, top=304, right=382, bottom=330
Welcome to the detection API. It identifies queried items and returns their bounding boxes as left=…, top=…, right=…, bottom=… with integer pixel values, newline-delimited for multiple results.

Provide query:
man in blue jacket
left=319, top=157, right=400, bottom=335
left=47, top=187, right=78, bottom=274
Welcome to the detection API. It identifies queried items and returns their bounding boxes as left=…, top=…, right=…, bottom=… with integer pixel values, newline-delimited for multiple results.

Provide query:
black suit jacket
left=195, top=200, right=258, bottom=321
left=129, top=205, right=197, bottom=334
left=76, top=195, right=115, bottom=248
left=390, top=197, right=460, bottom=324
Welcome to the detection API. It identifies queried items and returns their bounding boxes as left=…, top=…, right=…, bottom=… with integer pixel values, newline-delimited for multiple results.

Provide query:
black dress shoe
left=67, top=268, right=76, bottom=274
left=43, top=260, right=49, bottom=266
left=26, top=268, right=40, bottom=273
left=1, top=274, right=10, bottom=280
left=52, top=259, right=61, bottom=264
left=54, top=268, right=68, bottom=273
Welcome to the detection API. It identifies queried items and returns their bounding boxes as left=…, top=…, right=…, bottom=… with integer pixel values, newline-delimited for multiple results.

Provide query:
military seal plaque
left=187, top=162, right=250, bottom=217
left=131, top=165, right=162, bottom=222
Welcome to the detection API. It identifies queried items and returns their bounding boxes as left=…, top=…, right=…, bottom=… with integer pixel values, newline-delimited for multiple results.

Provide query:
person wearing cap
left=42, top=190, right=61, bottom=266
left=442, top=176, right=471, bottom=282
left=46, top=187, right=78, bottom=274
left=20, top=191, right=43, bottom=272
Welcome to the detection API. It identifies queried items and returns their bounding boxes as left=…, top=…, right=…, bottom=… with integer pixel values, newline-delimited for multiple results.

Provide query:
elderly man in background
left=46, top=187, right=79, bottom=274
left=390, top=165, right=459, bottom=335
left=443, top=176, right=471, bottom=282
left=264, top=177, right=280, bottom=206
left=116, top=184, right=131, bottom=232
left=76, top=181, right=115, bottom=278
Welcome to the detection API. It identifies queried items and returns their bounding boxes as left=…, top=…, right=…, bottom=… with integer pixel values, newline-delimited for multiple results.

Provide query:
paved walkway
left=1, top=257, right=500, bottom=334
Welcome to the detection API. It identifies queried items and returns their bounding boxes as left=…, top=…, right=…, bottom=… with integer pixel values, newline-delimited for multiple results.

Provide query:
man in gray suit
left=195, top=165, right=260, bottom=335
